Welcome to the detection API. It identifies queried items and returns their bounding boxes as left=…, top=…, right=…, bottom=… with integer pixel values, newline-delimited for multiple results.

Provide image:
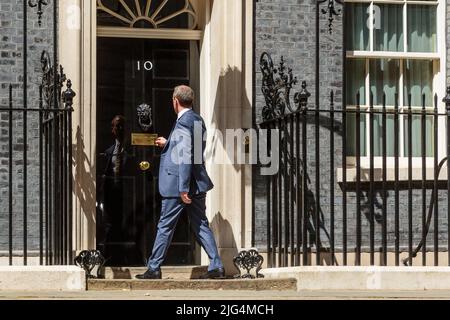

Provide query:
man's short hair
left=173, top=85, right=194, bottom=107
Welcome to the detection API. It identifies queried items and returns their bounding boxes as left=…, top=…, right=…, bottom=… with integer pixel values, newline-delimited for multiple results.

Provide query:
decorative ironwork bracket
left=233, top=249, right=264, bottom=279
left=74, top=250, right=106, bottom=279
left=40, top=50, right=71, bottom=110
left=28, top=0, right=48, bottom=27
left=260, top=52, right=310, bottom=122
left=443, top=86, right=450, bottom=109
left=294, top=81, right=311, bottom=111
left=62, top=79, right=76, bottom=109
left=321, top=0, right=343, bottom=34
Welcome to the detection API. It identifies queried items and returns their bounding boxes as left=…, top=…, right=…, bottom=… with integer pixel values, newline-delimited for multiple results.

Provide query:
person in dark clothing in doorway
left=98, top=115, right=129, bottom=262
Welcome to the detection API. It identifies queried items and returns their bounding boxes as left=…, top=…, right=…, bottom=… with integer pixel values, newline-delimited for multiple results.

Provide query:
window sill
left=346, top=50, right=440, bottom=60
left=337, top=166, right=448, bottom=184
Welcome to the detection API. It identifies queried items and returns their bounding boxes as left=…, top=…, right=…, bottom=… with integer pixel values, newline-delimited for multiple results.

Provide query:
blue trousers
left=147, top=193, right=224, bottom=272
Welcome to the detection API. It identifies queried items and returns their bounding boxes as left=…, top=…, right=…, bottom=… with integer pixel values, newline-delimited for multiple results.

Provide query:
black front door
left=96, top=38, right=196, bottom=267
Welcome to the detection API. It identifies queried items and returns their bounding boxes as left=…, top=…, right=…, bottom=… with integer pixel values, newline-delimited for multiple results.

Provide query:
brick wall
left=0, top=0, right=54, bottom=252
left=254, top=0, right=344, bottom=248
left=254, top=0, right=449, bottom=256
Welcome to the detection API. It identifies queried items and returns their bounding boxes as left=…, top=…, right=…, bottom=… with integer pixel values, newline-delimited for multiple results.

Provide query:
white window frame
left=344, top=0, right=446, bottom=171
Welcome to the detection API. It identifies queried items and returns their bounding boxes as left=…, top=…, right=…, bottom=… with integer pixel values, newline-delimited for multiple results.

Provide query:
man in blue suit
left=136, top=85, right=225, bottom=280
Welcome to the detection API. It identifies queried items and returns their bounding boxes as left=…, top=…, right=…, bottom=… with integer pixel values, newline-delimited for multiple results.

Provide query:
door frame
left=97, top=27, right=202, bottom=40
left=64, top=0, right=254, bottom=274
left=93, top=31, right=201, bottom=265
left=93, top=0, right=206, bottom=268
left=61, top=0, right=210, bottom=262
left=95, top=28, right=202, bottom=266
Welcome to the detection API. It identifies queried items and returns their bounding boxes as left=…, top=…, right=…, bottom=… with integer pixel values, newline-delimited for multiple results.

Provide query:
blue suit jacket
left=158, top=109, right=214, bottom=198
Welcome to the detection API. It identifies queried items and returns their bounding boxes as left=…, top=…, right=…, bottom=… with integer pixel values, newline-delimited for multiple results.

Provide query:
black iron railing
left=1, top=77, right=74, bottom=266
left=0, top=0, right=74, bottom=266
left=259, top=53, right=450, bottom=268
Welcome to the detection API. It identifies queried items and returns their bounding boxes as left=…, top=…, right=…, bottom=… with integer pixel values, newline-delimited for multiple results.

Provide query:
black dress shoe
left=135, top=269, right=162, bottom=280
left=199, top=268, right=226, bottom=279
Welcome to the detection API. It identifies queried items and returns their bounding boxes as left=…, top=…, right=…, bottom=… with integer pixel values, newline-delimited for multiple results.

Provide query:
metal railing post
left=62, top=80, right=75, bottom=264
left=443, top=87, right=450, bottom=265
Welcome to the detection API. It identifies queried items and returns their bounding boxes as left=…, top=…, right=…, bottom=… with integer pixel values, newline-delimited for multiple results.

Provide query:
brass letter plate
left=132, top=133, right=158, bottom=146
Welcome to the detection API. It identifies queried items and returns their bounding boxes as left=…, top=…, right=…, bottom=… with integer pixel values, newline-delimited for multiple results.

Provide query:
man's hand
left=180, top=192, right=192, bottom=204
left=155, top=137, right=167, bottom=148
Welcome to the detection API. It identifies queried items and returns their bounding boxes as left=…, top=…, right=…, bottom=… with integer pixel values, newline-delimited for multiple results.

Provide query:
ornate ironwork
left=233, top=249, right=264, bottom=279
left=74, top=250, right=106, bottom=279
left=294, top=81, right=311, bottom=111
left=260, top=53, right=301, bottom=121
left=321, top=0, right=343, bottom=34
left=62, top=79, right=76, bottom=109
left=28, top=0, right=48, bottom=27
left=40, top=50, right=68, bottom=109
left=260, top=53, right=313, bottom=122
left=443, top=86, right=450, bottom=107
left=137, top=103, right=153, bottom=132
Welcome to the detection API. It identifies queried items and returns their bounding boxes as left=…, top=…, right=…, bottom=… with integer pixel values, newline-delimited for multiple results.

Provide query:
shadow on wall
left=257, top=108, right=345, bottom=265
left=291, top=152, right=338, bottom=266
left=207, top=66, right=252, bottom=163
left=72, top=126, right=96, bottom=249
left=258, top=102, right=447, bottom=265
left=206, top=66, right=251, bottom=269
left=210, top=211, right=239, bottom=275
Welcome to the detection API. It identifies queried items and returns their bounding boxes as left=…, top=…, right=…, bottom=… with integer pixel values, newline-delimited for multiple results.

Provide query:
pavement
left=1, top=289, right=450, bottom=300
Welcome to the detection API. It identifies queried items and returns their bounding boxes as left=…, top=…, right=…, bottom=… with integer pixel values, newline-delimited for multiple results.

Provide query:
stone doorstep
left=102, top=266, right=209, bottom=280
left=87, top=278, right=298, bottom=291
left=261, top=266, right=450, bottom=291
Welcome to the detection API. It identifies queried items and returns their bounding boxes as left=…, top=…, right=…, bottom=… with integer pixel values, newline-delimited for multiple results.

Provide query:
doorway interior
left=96, top=36, right=200, bottom=267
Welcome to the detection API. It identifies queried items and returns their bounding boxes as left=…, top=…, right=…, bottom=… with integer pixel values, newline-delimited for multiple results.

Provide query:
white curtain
left=374, top=4, right=403, bottom=52
left=373, top=114, right=395, bottom=156
left=404, top=60, right=433, bottom=107
left=404, top=116, right=434, bottom=157
left=346, top=59, right=366, bottom=105
left=407, top=4, right=437, bottom=52
left=345, top=2, right=436, bottom=158
left=370, top=59, right=399, bottom=106
left=346, top=114, right=366, bottom=156
left=346, top=3, right=369, bottom=51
